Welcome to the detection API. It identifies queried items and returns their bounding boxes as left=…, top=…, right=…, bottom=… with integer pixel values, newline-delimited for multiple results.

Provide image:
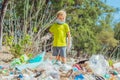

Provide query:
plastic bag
left=89, top=55, right=109, bottom=76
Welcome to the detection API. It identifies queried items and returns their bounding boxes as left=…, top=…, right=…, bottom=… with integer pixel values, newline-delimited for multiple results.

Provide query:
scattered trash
left=0, top=53, right=120, bottom=80
left=11, top=58, right=22, bottom=67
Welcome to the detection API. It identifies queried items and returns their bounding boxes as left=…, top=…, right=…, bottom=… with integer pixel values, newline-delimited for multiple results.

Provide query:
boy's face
left=57, top=13, right=66, bottom=22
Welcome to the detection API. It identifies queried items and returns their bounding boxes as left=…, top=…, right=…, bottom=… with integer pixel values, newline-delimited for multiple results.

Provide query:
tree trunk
left=76, top=49, right=82, bottom=57
left=0, top=0, right=9, bottom=50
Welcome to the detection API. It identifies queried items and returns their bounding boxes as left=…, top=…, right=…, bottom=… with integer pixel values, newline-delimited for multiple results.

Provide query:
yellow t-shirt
left=49, top=23, right=70, bottom=47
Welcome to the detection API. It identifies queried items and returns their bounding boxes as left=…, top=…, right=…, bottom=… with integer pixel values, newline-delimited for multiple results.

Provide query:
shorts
left=52, top=47, right=66, bottom=57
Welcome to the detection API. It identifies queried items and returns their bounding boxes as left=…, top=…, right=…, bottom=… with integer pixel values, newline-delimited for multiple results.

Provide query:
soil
left=0, top=46, right=14, bottom=63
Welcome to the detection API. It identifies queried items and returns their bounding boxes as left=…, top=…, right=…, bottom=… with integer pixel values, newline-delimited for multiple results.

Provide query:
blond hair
left=56, top=10, right=66, bottom=17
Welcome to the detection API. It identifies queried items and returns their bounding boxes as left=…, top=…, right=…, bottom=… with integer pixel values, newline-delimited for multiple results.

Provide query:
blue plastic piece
left=0, top=66, right=3, bottom=69
left=28, top=51, right=45, bottom=63
left=10, top=72, right=14, bottom=75
left=18, top=74, right=24, bottom=80
left=74, top=74, right=84, bottom=80
left=19, top=74, right=23, bottom=78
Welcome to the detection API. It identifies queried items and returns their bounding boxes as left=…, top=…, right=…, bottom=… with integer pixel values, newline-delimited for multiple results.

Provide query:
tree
left=72, top=26, right=100, bottom=56
left=96, top=13, right=119, bottom=56
left=0, top=0, right=9, bottom=50
left=66, top=0, right=115, bottom=56
left=110, top=22, right=120, bottom=59
left=2, top=0, right=55, bottom=57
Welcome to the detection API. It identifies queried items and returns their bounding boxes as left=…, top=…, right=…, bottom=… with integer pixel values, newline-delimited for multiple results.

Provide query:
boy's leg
left=59, top=47, right=66, bottom=64
left=53, top=47, right=59, bottom=61
left=56, top=55, right=62, bottom=65
left=61, top=57, right=66, bottom=64
left=52, top=47, right=62, bottom=65
left=56, top=55, right=61, bottom=61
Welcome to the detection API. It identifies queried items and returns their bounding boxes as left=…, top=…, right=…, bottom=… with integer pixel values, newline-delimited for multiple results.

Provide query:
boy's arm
left=49, top=31, right=53, bottom=35
left=67, top=31, right=71, bottom=51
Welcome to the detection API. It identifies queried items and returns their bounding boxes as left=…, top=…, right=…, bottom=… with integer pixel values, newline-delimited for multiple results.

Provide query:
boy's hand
left=67, top=32, right=71, bottom=53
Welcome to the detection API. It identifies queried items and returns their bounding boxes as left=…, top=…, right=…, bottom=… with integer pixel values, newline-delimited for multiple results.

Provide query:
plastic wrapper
left=47, top=71, right=60, bottom=80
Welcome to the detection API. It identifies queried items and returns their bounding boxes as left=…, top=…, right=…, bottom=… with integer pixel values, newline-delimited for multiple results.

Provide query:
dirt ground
left=0, top=46, right=14, bottom=63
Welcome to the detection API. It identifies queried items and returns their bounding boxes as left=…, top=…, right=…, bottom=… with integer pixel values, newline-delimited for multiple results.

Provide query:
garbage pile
left=0, top=52, right=120, bottom=80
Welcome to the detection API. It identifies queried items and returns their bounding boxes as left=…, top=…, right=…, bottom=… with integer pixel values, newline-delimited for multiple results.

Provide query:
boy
left=49, top=10, right=71, bottom=64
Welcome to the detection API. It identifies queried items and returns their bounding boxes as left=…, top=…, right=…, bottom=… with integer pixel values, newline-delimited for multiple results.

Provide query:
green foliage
left=51, top=0, right=75, bottom=11
left=114, top=22, right=120, bottom=40
left=3, top=35, right=14, bottom=47
left=111, top=22, right=120, bottom=60
left=20, top=34, right=32, bottom=46
left=96, top=13, right=119, bottom=54
left=33, top=27, right=38, bottom=33
left=97, top=30, right=118, bottom=47
left=3, top=34, right=32, bottom=57
left=108, top=59, right=114, bottom=66
left=11, top=44, right=23, bottom=57
left=72, top=26, right=100, bottom=54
